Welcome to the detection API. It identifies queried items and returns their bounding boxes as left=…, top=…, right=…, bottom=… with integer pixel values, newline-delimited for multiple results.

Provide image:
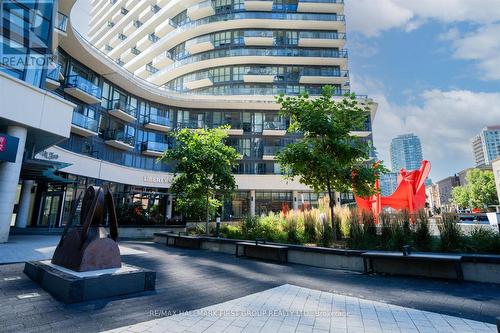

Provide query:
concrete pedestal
left=24, top=260, right=156, bottom=303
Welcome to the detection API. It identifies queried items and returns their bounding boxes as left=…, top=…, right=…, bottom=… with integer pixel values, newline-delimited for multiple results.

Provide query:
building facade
left=0, top=0, right=376, bottom=242
left=435, top=175, right=460, bottom=212
left=390, top=133, right=423, bottom=172
left=379, top=172, right=398, bottom=197
left=471, top=126, right=500, bottom=166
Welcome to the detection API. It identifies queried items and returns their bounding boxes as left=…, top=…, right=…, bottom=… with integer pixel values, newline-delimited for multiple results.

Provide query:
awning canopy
left=20, top=159, right=75, bottom=185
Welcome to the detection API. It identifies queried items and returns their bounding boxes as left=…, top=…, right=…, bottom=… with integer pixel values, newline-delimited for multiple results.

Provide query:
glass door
left=39, top=192, right=63, bottom=228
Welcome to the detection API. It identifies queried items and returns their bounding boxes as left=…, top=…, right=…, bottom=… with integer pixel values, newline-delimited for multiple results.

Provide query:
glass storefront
left=255, top=191, right=293, bottom=216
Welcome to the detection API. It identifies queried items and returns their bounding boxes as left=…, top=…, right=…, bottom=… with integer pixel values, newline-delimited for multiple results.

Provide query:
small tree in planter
left=160, top=126, right=239, bottom=234
left=276, top=86, right=386, bottom=241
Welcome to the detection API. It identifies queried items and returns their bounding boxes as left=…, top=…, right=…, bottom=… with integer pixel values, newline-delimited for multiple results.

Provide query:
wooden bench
left=165, top=234, right=202, bottom=249
left=236, top=240, right=288, bottom=263
left=362, top=252, right=464, bottom=281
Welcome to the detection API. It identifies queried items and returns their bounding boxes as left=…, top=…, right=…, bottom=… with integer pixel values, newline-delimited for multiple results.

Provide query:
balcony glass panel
left=263, top=146, right=282, bottom=156
left=145, top=114, right=170, bottom=127
left=46, top=63, right=61, bottom=81
left=72, top=112, right=99, bottom=132
left=66, top=75, right=102, bottom=98
left=142, top=141, right=168, bottom=152
left=55, top=12, right=68, bottom=32
left=105, top=129, right=135, bottom=145
left=111, top=100, right=137, bottom=117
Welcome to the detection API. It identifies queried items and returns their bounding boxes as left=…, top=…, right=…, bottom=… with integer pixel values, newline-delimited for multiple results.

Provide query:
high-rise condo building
left=390, top=134, right=423, bottom=172
left=0, top=0, right=376, bottom=242
left=471, top=126, right=500, bottom=166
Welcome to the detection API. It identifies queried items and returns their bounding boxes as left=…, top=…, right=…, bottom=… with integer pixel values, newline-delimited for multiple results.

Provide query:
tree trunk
left=326, top=178, right=337, bottom=242
left=206, top=193, right=210, bottom=235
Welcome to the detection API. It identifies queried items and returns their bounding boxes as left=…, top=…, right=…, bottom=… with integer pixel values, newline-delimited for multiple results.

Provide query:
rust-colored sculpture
left=355, top=160, right=431, bottom=220
left=52, top=186, right=121, bottom=272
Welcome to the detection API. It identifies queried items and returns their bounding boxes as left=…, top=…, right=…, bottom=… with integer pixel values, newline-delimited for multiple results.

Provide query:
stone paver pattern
left=103, top=284, right=496, bottom=333
left=0, top=241, right=499, bottom=333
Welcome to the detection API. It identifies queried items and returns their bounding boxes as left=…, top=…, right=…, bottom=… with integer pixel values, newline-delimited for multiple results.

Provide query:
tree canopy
left=451, top=169, right=499, bottom=210
left=159, top=126, right=239, bottom=231
left=276, top=86, right=386, bottom=239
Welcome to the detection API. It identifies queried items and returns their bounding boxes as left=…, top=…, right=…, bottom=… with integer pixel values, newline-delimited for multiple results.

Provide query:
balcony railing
left=65, top=75, right=102, bottom=99
left=300, top=69, right=349, bottom=77
left=141, top=141, right=168, bottom=153
left=299, top=31, right=346, bottom=40
left=263, top=146, right=282, bottom=156
left=299, top=0, right=344, bottom=3
left=46, top=63, right=61, bottom=81
left=55, top=12, right=68, bottom=32
left=177, top=120, right=206, bottom=129
left=244, top=30, right=274, bottom=38
left=111, top=100, right=137, bottom=117
left=144, top=114, right=170, bottom=127
left=148, top=33, right=160, bottom=43
left=133, top=20, right=143, bottom=28
left=72, top=112, right=99, bottom=133
left=105, top=130, right=135, bottom=145
left=264, top=121, right=287, bottom=130
left=146, top=63, right=159, bottom=74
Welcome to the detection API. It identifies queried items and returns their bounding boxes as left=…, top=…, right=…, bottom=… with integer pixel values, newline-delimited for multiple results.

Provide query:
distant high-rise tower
left=471, top=126, right=500, bottom=166
left=390, top=134, right=423, bottom=172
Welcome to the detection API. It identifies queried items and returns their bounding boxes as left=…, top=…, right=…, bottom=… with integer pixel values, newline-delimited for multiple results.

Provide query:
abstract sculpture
left=355, top=160, right=431, bottom=220
left=52, top=186, right=121, bottom=272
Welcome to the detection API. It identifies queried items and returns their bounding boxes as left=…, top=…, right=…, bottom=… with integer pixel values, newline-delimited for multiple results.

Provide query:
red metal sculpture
left=355, top=160, right=431, bottom=220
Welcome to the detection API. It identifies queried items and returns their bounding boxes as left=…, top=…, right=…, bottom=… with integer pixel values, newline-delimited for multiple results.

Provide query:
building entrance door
left=39, top=191, right=63, bottom=229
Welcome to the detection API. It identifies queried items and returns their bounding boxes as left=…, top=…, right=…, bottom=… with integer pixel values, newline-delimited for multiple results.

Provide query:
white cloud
left=346, top=0, right=500, bottom=36
left=447, top=24, right=500, bottom=80
left=369, top=88, right=500, bottom=180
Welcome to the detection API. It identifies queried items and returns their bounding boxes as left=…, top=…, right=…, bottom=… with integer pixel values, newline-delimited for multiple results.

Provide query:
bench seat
left=362, top=251, right=463, bottom=281
left=236, top=241, right=288, bottom=263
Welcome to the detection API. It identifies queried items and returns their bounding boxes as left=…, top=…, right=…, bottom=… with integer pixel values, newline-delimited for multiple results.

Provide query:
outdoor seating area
left=235, top=239, right=289, bottom=263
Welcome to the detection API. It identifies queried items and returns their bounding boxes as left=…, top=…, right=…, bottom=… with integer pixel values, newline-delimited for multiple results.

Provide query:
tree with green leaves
left=451, top=169, right=498, bottom=210
left=276, top=85, right=386, bottom=241
left=159, top=126, right=239, bottom=233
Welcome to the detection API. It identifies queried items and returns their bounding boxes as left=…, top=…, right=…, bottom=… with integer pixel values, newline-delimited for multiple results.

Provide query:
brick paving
left=103, top=284, right=496, bottom=333
left=0, top=241, right=499, bottom=333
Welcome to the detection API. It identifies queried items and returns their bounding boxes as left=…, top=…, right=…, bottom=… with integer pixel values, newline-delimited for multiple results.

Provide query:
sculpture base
left=24, top=260, right=156, bottom=303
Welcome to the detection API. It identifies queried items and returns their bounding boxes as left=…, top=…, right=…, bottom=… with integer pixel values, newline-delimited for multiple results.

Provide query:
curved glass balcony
left=144, top=114, right=171, bottom=132
left=109, top=100, right=137, bottom=122
left=141, top=141, right=168, bottom=156
left=64, top=75, right=102, bottom=104
left=71, top=112, right=99, bottom=137
left=187, top=84, right=348, bottom=96
left=154, top=47, right=347, bottom=81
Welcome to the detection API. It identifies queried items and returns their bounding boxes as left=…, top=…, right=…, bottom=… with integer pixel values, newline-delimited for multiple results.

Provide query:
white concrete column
left=166, top=194, right=173, bottom=219
left=0, top=126, right=27, bottom=243
left=292, top=190, right=299, bottom=211
left=15, top=180, right=34, bottom=228
left=250, top=190, right=256, bottom=217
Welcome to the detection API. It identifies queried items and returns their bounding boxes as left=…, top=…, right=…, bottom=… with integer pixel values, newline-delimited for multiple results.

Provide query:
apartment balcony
left=177, top=120, right=206, bottom=130
left=136, top=33, right=159, bottom=51
left=226, top=128, right=244, bottom=136
left=262, top=146, right=282, bottom=160
left=185, top=35, right=215, bottom=55
left=299, top=69, right=349, bottom=84
left=244, top=30, right=275, bottom=46
left=45, top=63, right=62, bottom=90
left=244, top=0, right=273, bottom=11
left=120, top=46, right=141, bottom=62
left=134, top=63, right=155, bottom=79
left=104, top=130, right=135, bottom=150
left=64, top=75, right=102, bottom=104
left=111, top=7, right=128, bottom=23
left=144, top=114, right=170, bottom=132
left=183, top=76, right=214, bottom=90
left=297, top=0, right=344, bottom=13
left=262, top=121, right=287, bottom=136
left=152, top=51, right=174, bottom=67
left=109, top=100, right=137, bottom=122
left=109, top=33, right=127, bottom=47
left=298, top=31, right=346, bottom=48
left=123, top=19, right=142, bottom=36
left=243, top=69, right=276, bottom=83
left=70, top=112, right=99, bottom=137
left=187, top=0, right=215, bottom=20
left=155, top=19, right=176, bottom=37
left=55, top=12, right=68, bottom=35
left=139, top=4, right=160, bottom=22
left=141, top=141, right=168, bottom=157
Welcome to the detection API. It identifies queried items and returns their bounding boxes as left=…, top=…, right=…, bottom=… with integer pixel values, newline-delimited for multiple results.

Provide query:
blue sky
left=73, top=0, right=500, bottom=181
left=346, top=0, right=500, bottom=181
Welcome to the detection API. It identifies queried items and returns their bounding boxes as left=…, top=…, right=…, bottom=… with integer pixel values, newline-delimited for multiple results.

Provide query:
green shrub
left=388, top=220, right=406, bottom=251
left=318, top=217, right=333, bottom=247
left=303, top=211, right=318, bottom=243
left=220, top=224, right=243, bottom=240
left=348, top=212, right=364, bottom=249
left=284, top=215, right=304, bottom=244
left=438, top=213, right=464, bottom=252
left=379, top=212, right=393, bottom=249
left=467, top=228, right=500, bottom=253
left=414, top=210, right=432, bottom=251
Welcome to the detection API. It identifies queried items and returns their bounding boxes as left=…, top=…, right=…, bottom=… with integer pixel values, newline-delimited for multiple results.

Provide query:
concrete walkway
left=103, top=284, right=496, bottom=333
left=0, top=235, right=146, bottom=264
left=0, top=240, right=499, bottom=333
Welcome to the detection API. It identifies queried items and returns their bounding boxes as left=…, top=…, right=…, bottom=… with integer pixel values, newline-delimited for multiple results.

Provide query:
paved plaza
left=105, top=284, right=496, bottom=333
left=0, top=239, right=499, bottom=332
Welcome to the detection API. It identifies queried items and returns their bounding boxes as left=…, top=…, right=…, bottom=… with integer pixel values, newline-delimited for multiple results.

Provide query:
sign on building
left=0, top=134, right=20, bottom=163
